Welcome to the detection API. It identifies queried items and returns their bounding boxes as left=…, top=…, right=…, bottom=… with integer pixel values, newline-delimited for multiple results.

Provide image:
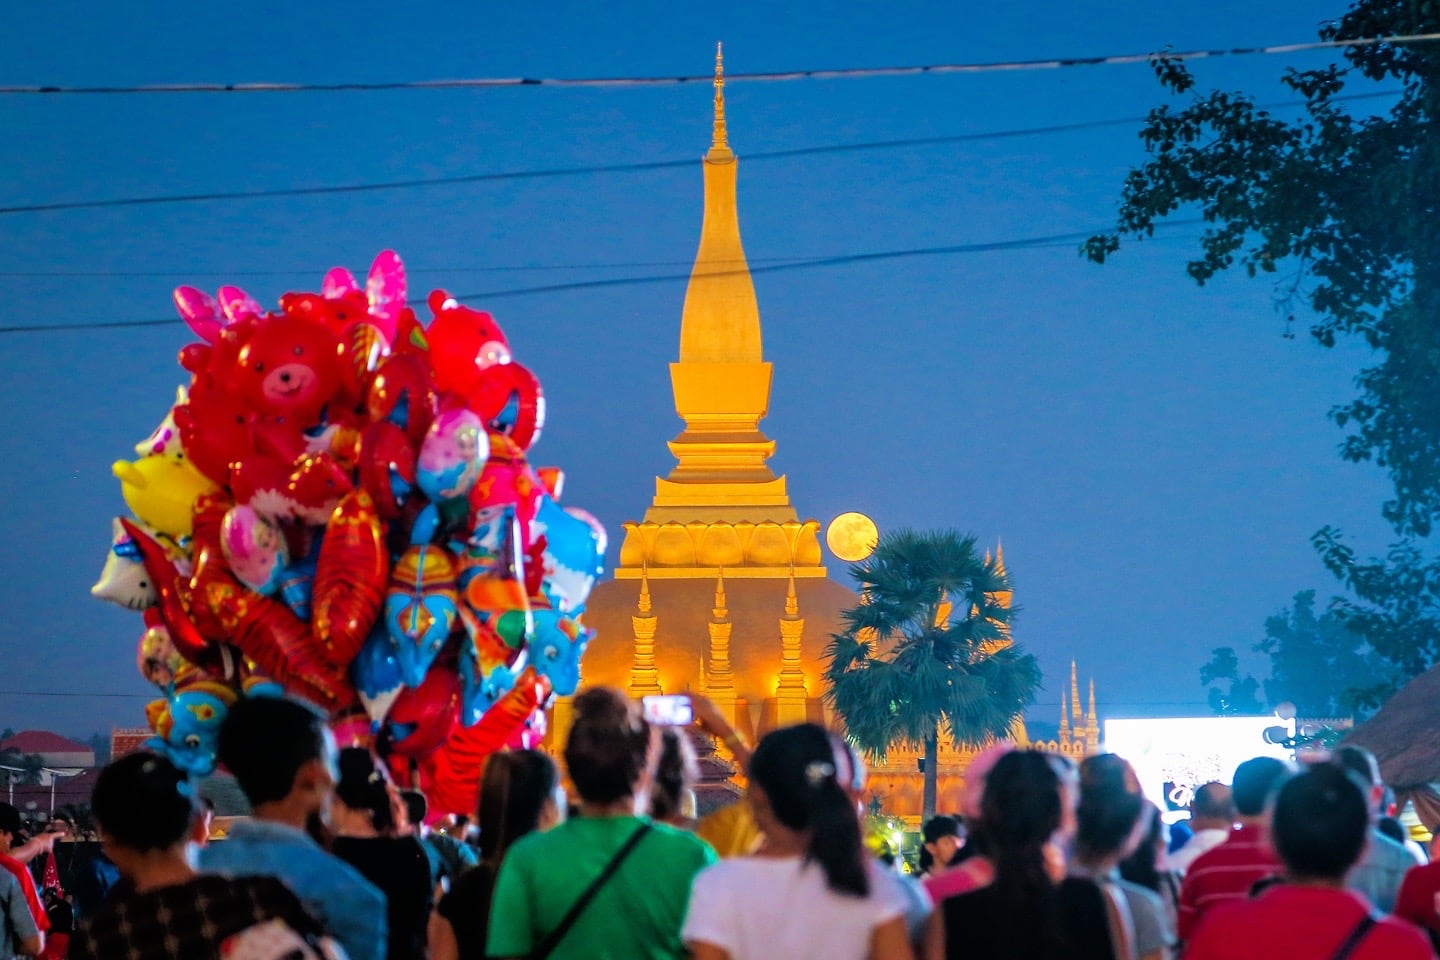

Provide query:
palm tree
left=824, top=529, right=1042, bottom=820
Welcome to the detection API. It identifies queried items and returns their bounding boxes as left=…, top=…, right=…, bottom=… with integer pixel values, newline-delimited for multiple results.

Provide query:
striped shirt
left=1176, top=824, right=1281, bottom=942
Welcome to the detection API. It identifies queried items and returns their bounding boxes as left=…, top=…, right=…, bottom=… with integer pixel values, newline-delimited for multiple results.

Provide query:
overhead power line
left=0, top=255, right=821, bottom=279
left=2, top=32, right=1436, bottom=95
left=448, top=232, right=1134, bottom=301
left=0, top=222, right=1200, bottom=335
left=0, top=90, right=1397, bottom=217
left=0, top=230, right=1204, bottom=283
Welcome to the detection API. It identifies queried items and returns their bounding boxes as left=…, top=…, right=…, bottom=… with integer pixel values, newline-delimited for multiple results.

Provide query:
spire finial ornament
left=638, top=563, right=652, bottom=615
left=712, top=42, right=728, bottom=153
left=785, top=567, right=799, bottom=618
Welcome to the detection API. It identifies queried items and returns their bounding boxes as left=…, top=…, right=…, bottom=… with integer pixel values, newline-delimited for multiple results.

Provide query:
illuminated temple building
left=561, top=49, right=1099, bottom=817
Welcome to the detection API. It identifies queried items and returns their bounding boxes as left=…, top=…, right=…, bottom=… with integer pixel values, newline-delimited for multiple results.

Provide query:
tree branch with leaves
left=1088, top=1, right=1440, bottom=699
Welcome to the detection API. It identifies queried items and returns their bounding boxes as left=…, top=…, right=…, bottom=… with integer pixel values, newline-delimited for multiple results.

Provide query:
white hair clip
left=804, top=760, right=836, bottom=787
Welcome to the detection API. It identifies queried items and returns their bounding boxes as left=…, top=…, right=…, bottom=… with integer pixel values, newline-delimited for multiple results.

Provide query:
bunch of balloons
left=92, top=251, right=605, bottom=816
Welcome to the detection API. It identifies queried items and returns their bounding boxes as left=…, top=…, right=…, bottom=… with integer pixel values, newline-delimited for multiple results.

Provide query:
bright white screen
left=1103, top=717, right=1292, bottom=814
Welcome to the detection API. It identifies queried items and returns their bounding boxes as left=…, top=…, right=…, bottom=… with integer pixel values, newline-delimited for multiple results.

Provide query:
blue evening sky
left=0, top=1, right=1394, bottom=738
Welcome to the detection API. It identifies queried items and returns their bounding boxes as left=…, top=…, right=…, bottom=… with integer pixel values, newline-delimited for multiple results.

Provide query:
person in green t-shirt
left=486, top=687, right=716, bottom=960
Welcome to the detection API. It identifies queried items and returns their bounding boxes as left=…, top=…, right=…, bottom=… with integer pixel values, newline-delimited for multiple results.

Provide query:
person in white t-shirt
left=683, top=723, right=914, bottom=960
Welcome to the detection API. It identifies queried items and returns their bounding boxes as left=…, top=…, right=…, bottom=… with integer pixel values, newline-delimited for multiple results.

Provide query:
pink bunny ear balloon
left=174, top=286, right=223, bottom=344
left=365, top=250, right=406, bottom=342
left=323, top=267, right=360, bottom=299
left=217, top=286, right=264, bottom=325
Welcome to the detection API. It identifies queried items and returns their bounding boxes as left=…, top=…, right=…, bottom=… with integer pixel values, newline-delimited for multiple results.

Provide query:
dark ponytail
left=477, top=749, right=559, bottom=864
left=980, top=751, right=1065, bottom=953
left=749, top=723, right=869, bottom=897
left=336, top=747, right=396, bottom=833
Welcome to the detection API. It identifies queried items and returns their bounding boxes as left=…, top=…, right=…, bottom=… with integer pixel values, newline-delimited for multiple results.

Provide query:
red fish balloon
left=312, top=490, right=388, bottom=667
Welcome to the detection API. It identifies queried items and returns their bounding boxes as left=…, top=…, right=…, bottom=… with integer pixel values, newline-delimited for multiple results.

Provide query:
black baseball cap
left=0, top=803, right=26, bottom=840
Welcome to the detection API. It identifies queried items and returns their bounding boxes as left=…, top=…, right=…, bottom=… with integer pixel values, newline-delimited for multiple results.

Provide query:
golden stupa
left=559, top=47, right=1099, bottom=818
left=563, top=45, right=841, bottom=751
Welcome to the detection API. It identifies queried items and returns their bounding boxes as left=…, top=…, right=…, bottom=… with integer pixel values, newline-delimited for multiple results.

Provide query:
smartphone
left=642, top=694, right=693, bottom=726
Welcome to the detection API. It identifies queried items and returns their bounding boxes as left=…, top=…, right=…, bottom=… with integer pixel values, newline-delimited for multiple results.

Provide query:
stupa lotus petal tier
left=616, top=519, right=825, bottom=578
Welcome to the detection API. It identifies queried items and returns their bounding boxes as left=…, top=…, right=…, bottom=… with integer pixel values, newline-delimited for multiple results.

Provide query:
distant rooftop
left=1, top=730, right=93, bottom=756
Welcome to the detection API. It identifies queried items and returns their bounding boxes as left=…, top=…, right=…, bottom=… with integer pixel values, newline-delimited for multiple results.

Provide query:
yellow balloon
left=826, top=512, right=878, bottom=562
left=113, top=455, right=217, bottom=540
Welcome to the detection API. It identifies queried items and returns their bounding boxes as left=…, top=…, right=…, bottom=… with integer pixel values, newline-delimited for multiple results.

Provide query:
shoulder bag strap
left=1328, top=913, right=1379, bottom=960
left=530, top=822, right=652, bottom=960
left=1097, top=880, right=1138, bottom=960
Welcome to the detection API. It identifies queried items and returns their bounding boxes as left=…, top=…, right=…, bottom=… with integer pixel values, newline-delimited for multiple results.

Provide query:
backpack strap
left=1328, top=913, right=1379, bottom=960
left=529, top=822, right=652, bottom=960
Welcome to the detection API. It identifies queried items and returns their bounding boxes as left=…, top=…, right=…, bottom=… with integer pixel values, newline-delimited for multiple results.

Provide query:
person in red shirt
left=0, top=803, right=51, bottom=950
left=1176, top=756, right=1291, bottom=942
left=1394, top=857, right=1440, bottom=949
left=1185, top=763, right=1433, bottom=960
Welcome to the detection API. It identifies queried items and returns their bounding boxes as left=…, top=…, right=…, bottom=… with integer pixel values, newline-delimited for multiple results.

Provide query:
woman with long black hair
left=924, top=750, right=1115, bottom=960
left=429, top=749, right=564, bottom=960
left=683, top=723, right=914, bottom=960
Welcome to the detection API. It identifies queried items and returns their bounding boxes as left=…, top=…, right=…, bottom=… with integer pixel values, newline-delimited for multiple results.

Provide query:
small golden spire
left=638, top=564, right=652, bottom=615
left=711, top=42, right=729, bottom=155
left=777, top=563, right=808, bottom=710
left=1088, top=678, right=1097, bottom=724
left=713, top=567, right=728, bottom=619
left=629, top=562, right=661, bottom=697
left=1059, top=691, right=1071, bottom=740
left=1071, top=661, right=1082, bottom=724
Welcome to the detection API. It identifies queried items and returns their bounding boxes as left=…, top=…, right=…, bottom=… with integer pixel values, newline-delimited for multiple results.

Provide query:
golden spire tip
left=711, top=41, right=729, bottom=152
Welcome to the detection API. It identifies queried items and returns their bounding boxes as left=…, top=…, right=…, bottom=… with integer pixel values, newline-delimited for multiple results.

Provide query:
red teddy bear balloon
left=234, top=311, right=346, bottom=432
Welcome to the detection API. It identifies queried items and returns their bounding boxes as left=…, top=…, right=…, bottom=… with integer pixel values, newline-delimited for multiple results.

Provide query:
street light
left=41, top=768, right=84, bottom=814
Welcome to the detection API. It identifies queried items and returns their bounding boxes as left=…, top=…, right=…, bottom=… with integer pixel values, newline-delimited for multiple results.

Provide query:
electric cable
left=0, top=222, right=1198, bottom=335
left=0, top=89, right=1397, bottom=216
left=1, top=32, right=1434, bottom=95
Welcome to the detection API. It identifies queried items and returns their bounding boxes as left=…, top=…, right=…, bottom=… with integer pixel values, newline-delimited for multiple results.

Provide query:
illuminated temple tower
left=568, top=48, right=1098, bottom=817
left=575, top=46, right=846, bottom=760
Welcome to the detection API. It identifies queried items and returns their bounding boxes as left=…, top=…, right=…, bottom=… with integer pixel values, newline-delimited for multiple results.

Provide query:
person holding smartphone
left=661, top=694, right=762, bottom=858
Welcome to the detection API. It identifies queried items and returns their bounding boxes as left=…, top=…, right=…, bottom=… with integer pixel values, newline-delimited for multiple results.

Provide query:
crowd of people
left=3, top=690, right=1440, bottom=959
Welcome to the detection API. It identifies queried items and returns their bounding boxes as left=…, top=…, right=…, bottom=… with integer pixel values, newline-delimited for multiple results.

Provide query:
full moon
left=826, top=512, right=879, bottom=562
